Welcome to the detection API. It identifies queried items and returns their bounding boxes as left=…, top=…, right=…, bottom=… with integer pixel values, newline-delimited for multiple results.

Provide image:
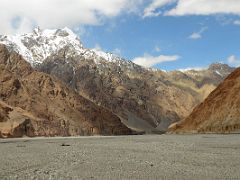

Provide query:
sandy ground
left=0, top=134, right=240, bottom=180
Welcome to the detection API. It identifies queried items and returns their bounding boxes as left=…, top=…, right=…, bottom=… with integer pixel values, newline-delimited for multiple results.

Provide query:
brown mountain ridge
left=38, top=51, right=234, bottom=133
left=0, top=44, right=132, bottom=138
left=169, top=67, right=240, bottom=133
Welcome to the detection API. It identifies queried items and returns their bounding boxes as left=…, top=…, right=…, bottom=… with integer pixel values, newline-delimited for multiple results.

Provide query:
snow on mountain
left=0, top=27, right=231, bottom=75
left=215, top=70, right=223, bottom=77
left=0, top=27, right=130, bottom=67
left=92, top=49, right=122, bottom=62
left=0, top=27, right=86, bottom=66
left=91, top=48, right=140, bottom=71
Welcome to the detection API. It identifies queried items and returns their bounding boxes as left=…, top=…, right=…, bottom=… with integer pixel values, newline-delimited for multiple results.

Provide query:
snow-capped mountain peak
left=0, top=27, right=134, bottom=68
left=0, top=27, right=85, bottom=66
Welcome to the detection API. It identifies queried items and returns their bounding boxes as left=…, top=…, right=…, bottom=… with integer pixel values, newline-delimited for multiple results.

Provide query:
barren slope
left=0, top=44, right=132, bottom=137
left=169, top=68, right=240, bottom=133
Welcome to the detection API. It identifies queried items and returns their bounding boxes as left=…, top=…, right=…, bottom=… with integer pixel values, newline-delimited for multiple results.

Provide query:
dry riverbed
left=0, top=134, right=240, bottom=180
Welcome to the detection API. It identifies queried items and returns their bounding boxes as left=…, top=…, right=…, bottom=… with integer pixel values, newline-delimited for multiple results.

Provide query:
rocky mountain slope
left=0, top=100, right=38, bottom=138
left=0, top=28, right=235, bottom=133
left=0, top=44, right=132, bottom=137
left=169, top=67, right=240, bottom=133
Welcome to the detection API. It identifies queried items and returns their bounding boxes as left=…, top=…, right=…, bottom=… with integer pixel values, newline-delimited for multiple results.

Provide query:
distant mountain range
left=0, top=27, right=235, bottom=136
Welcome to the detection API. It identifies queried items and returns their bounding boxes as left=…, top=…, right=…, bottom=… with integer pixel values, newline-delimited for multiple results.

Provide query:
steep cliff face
left=169, top=68, right=240, bottom=134
left=0, top=44, right=132, bottom=137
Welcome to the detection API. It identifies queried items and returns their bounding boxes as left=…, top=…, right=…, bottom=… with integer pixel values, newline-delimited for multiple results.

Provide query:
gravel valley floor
left=0, top=134, right=240, bottom=180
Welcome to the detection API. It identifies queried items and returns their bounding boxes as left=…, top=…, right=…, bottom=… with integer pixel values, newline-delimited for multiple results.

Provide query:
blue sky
left=80, top=14, right=240, bottom=71
left=1, top=0, right=240, bottom=70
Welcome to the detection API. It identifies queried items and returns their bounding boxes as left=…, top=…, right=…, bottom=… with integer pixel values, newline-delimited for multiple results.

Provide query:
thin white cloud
left=93, top=43, right=103, bottom=51
left=144, top=0, right=240, bottom=17
left=189, top=33, right=202, bottom=40
left=166, top=0, right=240, bottom=16
left=154, top=45, right=161, bottom=52
left=0, top=0, right=143, bottom=35
left=112, top=48, right=122, bottom=56
left=189, top=27, right=208, bottom=40
left=233, top=20, right=240, bottom=26
left=215, top=16, right=234, bottom=26
left=143, top=0, right=176, bottom=18
left=133, top=53, right=180, bottom=68
left=227, top=55, right=240, bottom=67
left=73, top=26, right=88, bottom=37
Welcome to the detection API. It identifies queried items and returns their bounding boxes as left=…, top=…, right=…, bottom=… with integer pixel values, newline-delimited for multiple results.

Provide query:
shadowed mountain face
left=0, top=44, right=132, bottom=138
left=169, top=67, right=240, bottom=134
left=38, top=52, right=234, bottom=133
left=0, top=28, right=235, bottom=133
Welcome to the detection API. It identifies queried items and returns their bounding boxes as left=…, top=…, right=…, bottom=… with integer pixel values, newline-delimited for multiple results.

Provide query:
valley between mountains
left=0, top=27, right=238, bottom=137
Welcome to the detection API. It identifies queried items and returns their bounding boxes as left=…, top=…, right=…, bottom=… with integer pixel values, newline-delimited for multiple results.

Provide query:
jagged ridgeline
left=0, top=27, right=235, bottom=134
